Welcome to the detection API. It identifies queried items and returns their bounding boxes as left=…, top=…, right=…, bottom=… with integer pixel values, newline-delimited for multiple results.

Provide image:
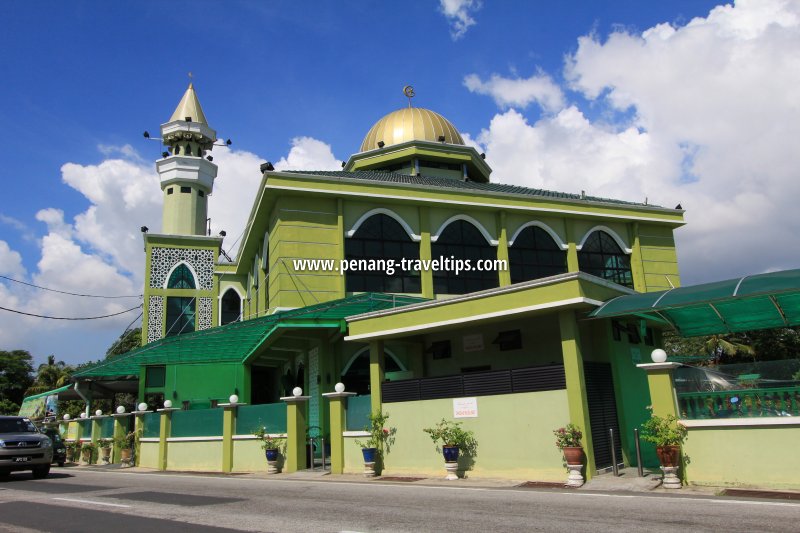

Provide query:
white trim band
left=682, top=417, right=799, bottom=428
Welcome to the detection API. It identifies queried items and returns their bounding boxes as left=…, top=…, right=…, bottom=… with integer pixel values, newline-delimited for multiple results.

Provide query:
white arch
left=217, top=286, right=244, bottom=326
left=508, top=221, right=569, bottom=250
left=341, top=346, right=406, bottom=376
left=163, top=261, right=199, bottom=289
left=346, top=208, right=421, bottom=242
left=576, top=225, right=632, bottom=254
left=431, top=214, right=498, bottom=246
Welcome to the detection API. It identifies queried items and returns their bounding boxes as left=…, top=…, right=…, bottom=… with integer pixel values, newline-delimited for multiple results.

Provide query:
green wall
left=344, top=390, right=570, bottom=480
left=141, top=362, right=245, bottom=408
left=684, top=425, right=800, bottom=489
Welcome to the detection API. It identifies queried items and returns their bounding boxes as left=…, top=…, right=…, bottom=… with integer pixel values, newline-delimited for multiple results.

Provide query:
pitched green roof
left=74, top=293, right=427, bottom=379
left=286, top=170, right=658, bottom=208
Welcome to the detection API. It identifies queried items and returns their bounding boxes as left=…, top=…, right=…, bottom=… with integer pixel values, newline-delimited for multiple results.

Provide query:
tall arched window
left=432, top=220, right=498, bottom=294
left=165, top=297, right=195, bottom=336
left=341, top=348, right=403, bottom=396
left=220, top=289, right=241, bottom=325
left=509, top=226, right=567, bottom=283
left=345, top=214, right=420, bottom=293
left=167, top=264, right=196, bottom=289
left=578, top=231, right=633, bottom=288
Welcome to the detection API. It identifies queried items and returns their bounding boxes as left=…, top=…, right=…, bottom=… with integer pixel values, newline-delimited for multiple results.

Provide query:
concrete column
left=369, top=340, right=385, bottom=415
left=336, top=198, right=346, bottom=298
left=419, top=207, right=434, bottom=298
left=322, top=389, right=356, bottom=474
left=565, top=219, right=579, bottom=272
left=157, top=407, right=178, bottom=471
left=111, top=413, right=132, bottom=464
left=636, top=362, right=680, bottom=418
left=132, top=410, right=147, bottom=467
left=280, top=393, right=310, bottom=473
left=220, top=400, right=245, bottom=473
left=497, top=211, right=511, bottom=287
left=559, top=310, right=596, bottom=479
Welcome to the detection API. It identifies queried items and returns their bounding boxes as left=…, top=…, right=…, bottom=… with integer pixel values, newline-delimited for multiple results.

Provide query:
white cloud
left=3, top=136, right=340, bottom=364
left=474, top=0, right=800, bottom=284
left=0, top=240, right=25, bottom=278
left=464, top=72, right=566, bottom=113
left=439, top=0, right=481, bottom=40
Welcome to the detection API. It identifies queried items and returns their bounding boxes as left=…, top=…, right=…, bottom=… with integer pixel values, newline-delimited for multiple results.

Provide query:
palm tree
left=704, top=335, right=755, bottom=360
left=26, top=355, right=74, bottom=395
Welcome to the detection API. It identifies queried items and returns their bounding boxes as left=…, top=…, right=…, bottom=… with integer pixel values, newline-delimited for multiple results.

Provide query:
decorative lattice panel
left=147, top=296, right=163, bottom=343
left=150, top=247, right=214, bottom=290
left=198, top=297, right=212, bottom=330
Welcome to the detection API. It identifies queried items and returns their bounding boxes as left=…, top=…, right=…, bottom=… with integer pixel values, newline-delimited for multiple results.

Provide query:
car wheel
left=32, top=465, right=50, bottom=479
left=58, top=461, right=65, bottom=467
left=0, top=469, right=9, bottom=478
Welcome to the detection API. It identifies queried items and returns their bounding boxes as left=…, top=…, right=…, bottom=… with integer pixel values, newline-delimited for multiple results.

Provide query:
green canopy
left=588, top=269, right=800, bottom=337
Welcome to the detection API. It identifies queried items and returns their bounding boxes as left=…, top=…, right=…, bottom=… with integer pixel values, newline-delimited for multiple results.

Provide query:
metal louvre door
left=583, top=361, right=623, bottom=471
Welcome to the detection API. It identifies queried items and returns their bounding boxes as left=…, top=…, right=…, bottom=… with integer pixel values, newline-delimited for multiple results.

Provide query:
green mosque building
left=60, top=83, right=690, bottom=479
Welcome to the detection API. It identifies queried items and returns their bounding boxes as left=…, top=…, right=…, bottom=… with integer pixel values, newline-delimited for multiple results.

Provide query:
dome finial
left=403, top=85, right=415, bottom=108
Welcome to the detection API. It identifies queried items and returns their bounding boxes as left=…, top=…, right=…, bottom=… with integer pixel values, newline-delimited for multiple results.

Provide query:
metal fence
left=235, top=403, right=286, bottom=435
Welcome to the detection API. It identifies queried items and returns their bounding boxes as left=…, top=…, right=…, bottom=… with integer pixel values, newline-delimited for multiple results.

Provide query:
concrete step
left=581, top=467, right=662, bottom=492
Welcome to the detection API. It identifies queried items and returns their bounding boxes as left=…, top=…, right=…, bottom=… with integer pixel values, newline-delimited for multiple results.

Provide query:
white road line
left=75, top=470, right=800, bottom=508
left=52, top=497, right=131, bottom=508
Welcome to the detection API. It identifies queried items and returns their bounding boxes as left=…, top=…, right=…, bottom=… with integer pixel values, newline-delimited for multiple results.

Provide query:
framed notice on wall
left=453, top=397, right=478, bottom=418
left=462, top=334, right=484, bottom=353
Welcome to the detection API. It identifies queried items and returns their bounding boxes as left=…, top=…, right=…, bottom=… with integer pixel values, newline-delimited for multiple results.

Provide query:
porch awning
left=72, top=293, right=427, bottom=380
left=588, top=269, right=800, bottom=337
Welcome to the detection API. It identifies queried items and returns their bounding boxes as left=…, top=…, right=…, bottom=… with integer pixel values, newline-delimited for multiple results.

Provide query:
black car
left=41, top=428, right=66, bottom=467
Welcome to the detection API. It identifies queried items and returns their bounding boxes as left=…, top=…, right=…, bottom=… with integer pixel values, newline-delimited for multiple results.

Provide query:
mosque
left=64, top=83, right=689, bottom=478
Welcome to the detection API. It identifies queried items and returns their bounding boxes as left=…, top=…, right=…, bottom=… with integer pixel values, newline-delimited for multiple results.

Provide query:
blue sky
left=2, top=0, right=798, bottom=365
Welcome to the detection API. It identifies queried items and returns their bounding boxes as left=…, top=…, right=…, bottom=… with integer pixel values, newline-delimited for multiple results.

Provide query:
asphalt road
left=1, top=468, right=799, bottom=532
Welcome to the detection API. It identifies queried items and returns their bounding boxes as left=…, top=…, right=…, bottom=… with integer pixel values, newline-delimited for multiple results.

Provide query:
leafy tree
left=663, top=327, right=800, bottom=365
left=0, top=350, right=35, bottom=414
left=26, top=354, right=74, bottom=395
left=105, top=327, right=141, bottom=358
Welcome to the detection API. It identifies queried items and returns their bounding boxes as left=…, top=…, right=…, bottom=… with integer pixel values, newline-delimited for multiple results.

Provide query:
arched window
left=509, top=226, right=567, bottom=283
left=220, top=289, right=241, bottom=325
left=432, top=220, right=498, bottom=294
left=345, top=214, right=420, bottom=293
left=167, top=264, right=196, bottom=289
left=578, top=231, right=633, bottom=288
left=341, top=348, right=403, bottom=396
left=165, top=297, right=195, bottom=337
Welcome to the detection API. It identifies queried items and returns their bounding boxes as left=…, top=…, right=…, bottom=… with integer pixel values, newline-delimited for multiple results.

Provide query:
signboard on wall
left=453, top=397, right=478, bottom=418
left=462, top=334, right=484, bottom=353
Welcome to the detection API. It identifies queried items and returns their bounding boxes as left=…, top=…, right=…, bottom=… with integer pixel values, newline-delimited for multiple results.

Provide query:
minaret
left=157, top=83, right=218, bottom=235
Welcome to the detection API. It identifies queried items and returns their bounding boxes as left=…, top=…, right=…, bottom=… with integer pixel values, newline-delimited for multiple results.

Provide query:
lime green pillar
left=158, top=407, right=177, bottom=471
left=497, top=212, right=511, bottom=287
left=281, top=392, right=309, bottom=473
left=111, top=413, right=130, bottom=464
left=369, top=340, right=384, bottom=415
left=336, top=199, right=346, bottom=298
left=637, top=361, right=680, bottom=418
left=559, top=310, right=596, bottom=479
left=133, top=409, right=146, bottom=467
left=323, top=388, right=356, bottom=475
left=629, top=223, right=647, bottom=292
left=565, top=219, right=579, bottom=272
left=221, top=399, right=244, bottom=473
left=419, top=208, right=433, bottom=298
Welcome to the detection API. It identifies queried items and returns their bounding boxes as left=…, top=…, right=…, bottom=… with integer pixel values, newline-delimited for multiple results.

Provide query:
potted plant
left=640, top=410, right=688, bottom=489
left=100, top=440, right=112, bottom=464
left=254, top=427, right=285, bottom=474
left=65, top=441, right=78, bottom=463
left=113, top=431, right=135, bottom=465
left=354, top=411, right=396, bottom=477
left=80, top=441, right=96, bottom=465
left=423, top=419, right=477, bottom=480
left=553, top=423, right=584, bottom=487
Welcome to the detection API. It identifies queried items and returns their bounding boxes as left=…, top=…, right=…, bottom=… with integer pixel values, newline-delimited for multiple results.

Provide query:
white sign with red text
left=453, top=397, right=478, bottom=418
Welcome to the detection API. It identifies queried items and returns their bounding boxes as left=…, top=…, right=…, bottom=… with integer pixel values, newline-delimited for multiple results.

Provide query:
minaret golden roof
left=169, top=83, right=208, bottom=125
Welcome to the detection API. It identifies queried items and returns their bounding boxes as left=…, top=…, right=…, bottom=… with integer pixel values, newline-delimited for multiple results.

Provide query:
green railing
left=345, top=395, right=371, bottom=431
left=678, top=387, right=800, bottom=419
left=99, top=417, right=114, bottom=438
left=76, top=419, right=90, bottom=439
left=143, top=412, right=161, bottom=438
left=171, top=408, right=224, bottom=438
left=235, top=403, right=286, bottom=435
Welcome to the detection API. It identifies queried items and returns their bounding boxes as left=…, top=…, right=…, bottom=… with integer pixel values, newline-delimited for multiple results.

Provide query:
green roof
left=73, top=293, right=427, bottom=379
left=20, top=384, right=73, bottom=401
left=589, top=269, right=800, bottom=337
left=286, top=170, right=660, bottom=208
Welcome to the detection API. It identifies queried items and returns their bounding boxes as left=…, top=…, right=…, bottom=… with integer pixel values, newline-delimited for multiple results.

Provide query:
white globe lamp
left=63, top=414, right=71, bottom=420
left=137, top=402, right=148, bottom=412
left=163, top=399, right=173, bottom=409
left=292, top=387, right=303, bottom=397
left=651, top=348, right=668, bottom=363
left=334, top=382, right=345, bottom=393
left=229, top=394, right=239, bottom=404
left=116, top=406, right=126, bottom=414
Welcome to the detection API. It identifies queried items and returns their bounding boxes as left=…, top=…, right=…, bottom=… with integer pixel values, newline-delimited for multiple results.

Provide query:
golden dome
left=360, top=107, right=464, bottom=152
